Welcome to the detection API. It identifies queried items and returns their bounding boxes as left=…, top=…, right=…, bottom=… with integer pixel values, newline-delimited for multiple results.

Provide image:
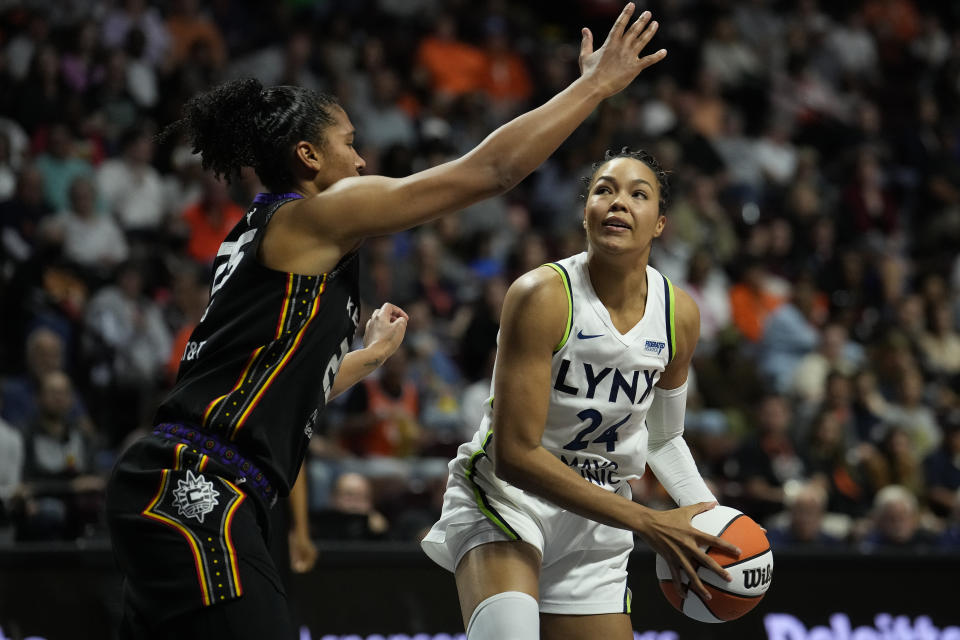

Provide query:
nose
left=355, top=150, right=366, bottom=171
left=608, top=192, right=627, bottom=212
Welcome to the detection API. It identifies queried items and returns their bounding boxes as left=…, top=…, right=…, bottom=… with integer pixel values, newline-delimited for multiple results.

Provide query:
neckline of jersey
left=577, top=254, right=653, bottom=346
left=253, top=192, right=305, bottom=204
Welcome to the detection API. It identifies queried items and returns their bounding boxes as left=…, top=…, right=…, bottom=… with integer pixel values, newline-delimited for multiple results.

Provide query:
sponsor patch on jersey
left=172, top=470, right=220, bottom=523
left=644, top=340, right=666, bottom=355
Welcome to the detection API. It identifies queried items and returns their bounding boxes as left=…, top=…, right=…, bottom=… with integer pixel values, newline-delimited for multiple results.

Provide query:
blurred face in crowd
left=757, top=395, right=791, bottom=435
left=583, top=157, right=664, bottom=258
left=332, top=473, right=373, bottom=514
left=39, top=371, right=73, bottom=421
left=69, top=177, right=95, bottom=218
left=876, top=496, right=918, bottom=544
left=790, top=488, right=826, bottom=542
left=27, top=329, right=64, bottom=379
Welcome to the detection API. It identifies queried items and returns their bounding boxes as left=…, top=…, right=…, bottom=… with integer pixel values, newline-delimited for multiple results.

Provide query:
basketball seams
left=708, top=548, right=771, bottom=571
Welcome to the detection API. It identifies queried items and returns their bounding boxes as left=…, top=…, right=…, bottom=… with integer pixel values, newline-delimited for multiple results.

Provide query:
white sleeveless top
left=459, top=252, right=678, bottom=494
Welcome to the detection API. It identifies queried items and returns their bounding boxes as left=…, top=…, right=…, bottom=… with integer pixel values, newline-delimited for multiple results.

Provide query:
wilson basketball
left=656, top=505, right=773, bottom=623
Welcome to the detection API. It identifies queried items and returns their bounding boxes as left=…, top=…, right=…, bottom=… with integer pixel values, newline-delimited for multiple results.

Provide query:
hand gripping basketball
left=656, top=505, right=774, bottom=623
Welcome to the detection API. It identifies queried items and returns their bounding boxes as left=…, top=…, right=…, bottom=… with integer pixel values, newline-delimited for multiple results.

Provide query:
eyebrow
left=594, top=176, right=655, bottom=189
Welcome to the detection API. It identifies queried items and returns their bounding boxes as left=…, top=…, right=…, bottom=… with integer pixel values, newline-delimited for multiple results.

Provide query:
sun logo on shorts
left=172, top=470, right=220, bottom=523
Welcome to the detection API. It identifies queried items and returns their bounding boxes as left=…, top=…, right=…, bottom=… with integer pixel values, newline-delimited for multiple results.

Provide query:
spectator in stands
left=792, top=323, right=863, bottom=408
left=101, top=0, right=170, bottom=68
left=0, top=327, right=90, bottom=432
left=341, top=346, right=422, bottom=458
left=883, top=367, right=941, bottom=459
left=729, top=259, right=785, bottom=343
left=52, top=176, right=129, bottom=274
left=96, top=127, right=165, bottom=233
left=18, top=371, right=104, bottom=541
left=0, top=407, right=24, bottom=541
left=801, top=409, right=875, bottom=517
left=34, top=123, right=93, bottom=214
left=0, top=165, right=51, bottom=266
left=766, top=482, right=844, bottom=548
left=415, top=13, right=486, bottom=98
left=759, top=275, right=823, bottom=392
left=677, top=248, right=731, bottom=356
left=481, top=16, right=533, bottom=114
left=82, top=261, right=171, bottom=440
left=312, top=471, right=388, bottom=540
left=918, top=301, right=960, bottom=379
left=178, top=171, right=243, bottom=265
left=860, top=484, right=938, bottom=551
left=924, top=421, right=960, bottom=518
left=724, top=394, right=806, bottom=522
left=165, top=0, right=227, bottom=70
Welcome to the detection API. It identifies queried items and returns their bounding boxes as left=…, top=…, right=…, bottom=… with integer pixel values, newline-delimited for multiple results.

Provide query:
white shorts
left=421, top=458, right=635, bottom=615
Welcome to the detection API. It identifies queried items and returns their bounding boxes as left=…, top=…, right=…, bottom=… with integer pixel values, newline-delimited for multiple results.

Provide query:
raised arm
left=491, top=267, right=737, bottom=601
left=303, top=4, right=666, bottom=243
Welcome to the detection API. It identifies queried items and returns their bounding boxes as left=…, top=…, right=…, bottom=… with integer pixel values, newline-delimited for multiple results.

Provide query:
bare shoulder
left=501, top=265, right=570, bottom=352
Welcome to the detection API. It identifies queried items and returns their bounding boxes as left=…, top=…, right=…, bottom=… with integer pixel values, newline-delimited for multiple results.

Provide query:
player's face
left=583, top=157, right=665, bottom=255
left=317, top=105, right=366, bottom=186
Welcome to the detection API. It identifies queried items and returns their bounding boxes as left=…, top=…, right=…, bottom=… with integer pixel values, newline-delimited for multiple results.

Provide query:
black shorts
left=106, top=434, right=294, bottom=640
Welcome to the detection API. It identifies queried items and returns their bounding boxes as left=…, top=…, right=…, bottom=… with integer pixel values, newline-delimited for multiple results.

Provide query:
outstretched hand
left=579, top=3, right=667, bottom=98
left=637, top=501, right=741, bottom=602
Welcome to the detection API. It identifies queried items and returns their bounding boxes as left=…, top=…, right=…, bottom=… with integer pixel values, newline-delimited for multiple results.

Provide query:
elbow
left=492, top=448, right=529, bottom=487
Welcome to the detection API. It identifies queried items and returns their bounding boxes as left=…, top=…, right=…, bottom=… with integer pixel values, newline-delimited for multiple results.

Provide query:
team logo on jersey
left=644, top=340, right=666, bottom=355
left=171, top=470, right=220, bottom=523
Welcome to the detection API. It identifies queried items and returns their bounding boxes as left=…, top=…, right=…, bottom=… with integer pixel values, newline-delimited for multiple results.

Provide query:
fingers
left=690, top=501, right=719, bottom=516
left=625, top=9, right=653, bottom=41
left=579, top=27, right=593, bottom=63
left=380, top=302, right=409, bottom=322
left=606, top=2, right=636, bottom=42
left=637, top=48, right=668, bottom=71
left=668, top=562, right=686, bottom=600
left=633, top=19, right=659, bottom=52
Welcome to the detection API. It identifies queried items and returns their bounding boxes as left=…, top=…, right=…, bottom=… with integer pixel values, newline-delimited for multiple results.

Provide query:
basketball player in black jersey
left=106, top=5, right=669, bottom=639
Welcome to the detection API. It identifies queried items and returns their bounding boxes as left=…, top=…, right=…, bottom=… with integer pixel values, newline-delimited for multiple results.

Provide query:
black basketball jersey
left=156, top=192, right=360, bottom=497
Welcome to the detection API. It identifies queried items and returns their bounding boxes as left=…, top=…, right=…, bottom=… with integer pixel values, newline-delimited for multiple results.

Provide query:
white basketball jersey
left=461, top=252, right=678, bottom=495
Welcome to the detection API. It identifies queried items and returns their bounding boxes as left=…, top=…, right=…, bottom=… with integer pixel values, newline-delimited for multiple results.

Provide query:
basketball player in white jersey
left=422, top=149, right=741, bottom=639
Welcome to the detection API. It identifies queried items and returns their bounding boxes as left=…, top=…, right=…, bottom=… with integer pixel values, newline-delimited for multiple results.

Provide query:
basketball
left=656, top=505, right=773, bottom=623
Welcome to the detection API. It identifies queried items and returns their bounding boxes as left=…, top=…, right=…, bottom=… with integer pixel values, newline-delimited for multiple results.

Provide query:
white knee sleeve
left=466, top=591, right=540, bottom=640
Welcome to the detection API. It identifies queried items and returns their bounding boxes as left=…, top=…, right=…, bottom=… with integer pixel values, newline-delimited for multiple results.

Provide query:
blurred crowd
left=0, top=0, right=959, bottom=555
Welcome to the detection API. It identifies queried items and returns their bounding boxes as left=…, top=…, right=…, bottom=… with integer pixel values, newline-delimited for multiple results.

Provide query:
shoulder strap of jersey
left=662, top=273, right=677, bottom=362
left=543, top=262, right=573, bottom=353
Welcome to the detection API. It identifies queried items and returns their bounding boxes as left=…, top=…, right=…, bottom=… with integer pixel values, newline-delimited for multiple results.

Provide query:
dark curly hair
left=580, top=147, right=670, bottom=215
left=161, top=78, right=340, bottom=191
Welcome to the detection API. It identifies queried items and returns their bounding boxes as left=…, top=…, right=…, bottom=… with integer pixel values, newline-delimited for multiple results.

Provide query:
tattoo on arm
left=363, top=357, right=383, bottom=369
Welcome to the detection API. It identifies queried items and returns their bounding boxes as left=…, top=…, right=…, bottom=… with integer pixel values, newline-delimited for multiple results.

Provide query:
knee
left=466, top=591, right=539, bottom=640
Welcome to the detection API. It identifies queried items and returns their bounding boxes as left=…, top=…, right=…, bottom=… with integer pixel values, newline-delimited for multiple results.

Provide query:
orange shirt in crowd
left=166, top=16, right=227, bottom=68
left=182, top=200, right=244, bottom=264
left=483, top=51, right=532, bottom=103
left=416, top=37, right=487, bottom=96
left=729, top=283, right=785, bottom=342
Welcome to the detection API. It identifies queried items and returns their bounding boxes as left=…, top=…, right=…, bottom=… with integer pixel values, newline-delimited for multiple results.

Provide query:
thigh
left=540, top=612, right=634, bottom=640
left=454, top=540, right=542, bottom=630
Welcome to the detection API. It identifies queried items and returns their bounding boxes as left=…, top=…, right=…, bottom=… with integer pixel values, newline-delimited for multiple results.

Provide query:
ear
left=652, top=214, right=666, bottom=238
left=294, top=140, right=323, bottom=173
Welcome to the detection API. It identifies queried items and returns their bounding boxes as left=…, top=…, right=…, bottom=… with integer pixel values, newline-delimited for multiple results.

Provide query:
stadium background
left=0, top=0, right=958, bottom=638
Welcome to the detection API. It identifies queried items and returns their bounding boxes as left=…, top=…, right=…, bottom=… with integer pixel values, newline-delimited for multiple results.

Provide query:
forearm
left=465, top=77, right=606, bottom=192
left=496, top=444, right=653, bottom=533
left=328, top=344, right=389, bottom=401
left=289, top=463, right=310, bottom=537
left=647, top=436, right=715, bottom=506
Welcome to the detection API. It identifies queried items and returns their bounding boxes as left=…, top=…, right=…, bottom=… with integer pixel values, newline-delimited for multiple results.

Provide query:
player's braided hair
left=581, top=147, right=670, bottom=215
left=161, top=78, right=339, bottom=191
